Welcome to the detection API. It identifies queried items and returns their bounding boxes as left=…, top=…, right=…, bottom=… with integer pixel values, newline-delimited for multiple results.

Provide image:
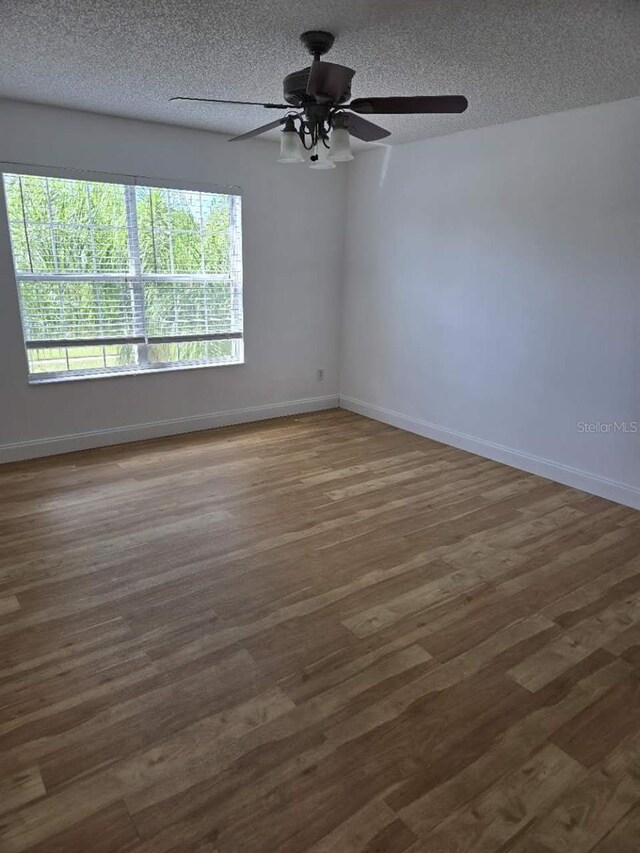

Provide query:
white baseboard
left=340, top=395, right=640, bottom=511
left=0, top=395, right=339, bottom=463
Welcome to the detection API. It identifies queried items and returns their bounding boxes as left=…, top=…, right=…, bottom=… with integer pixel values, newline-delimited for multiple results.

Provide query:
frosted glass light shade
left=278, top=129, right=305, bottom=163
left=328, top=127, right=353, bottom=162
left=309, top=143, right=336, bottom=170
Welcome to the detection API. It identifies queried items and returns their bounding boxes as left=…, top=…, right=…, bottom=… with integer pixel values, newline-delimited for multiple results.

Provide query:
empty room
left=1, top=1, right=639, bottom=851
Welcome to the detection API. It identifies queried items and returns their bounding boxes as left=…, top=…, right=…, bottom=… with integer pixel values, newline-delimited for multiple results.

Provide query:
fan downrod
left=300, top=31, right=335, bottom=60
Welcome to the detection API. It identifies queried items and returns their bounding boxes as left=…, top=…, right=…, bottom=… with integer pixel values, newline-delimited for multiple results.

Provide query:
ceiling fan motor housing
left=283, top=68, right=351, bottom=106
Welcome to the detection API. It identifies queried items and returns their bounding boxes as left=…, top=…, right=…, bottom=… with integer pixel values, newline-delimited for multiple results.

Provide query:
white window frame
left=0, top=163, right=244, bottom=383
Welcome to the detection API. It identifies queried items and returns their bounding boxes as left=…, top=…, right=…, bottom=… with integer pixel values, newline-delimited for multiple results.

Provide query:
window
left=2, top=171, right=243, bottom=381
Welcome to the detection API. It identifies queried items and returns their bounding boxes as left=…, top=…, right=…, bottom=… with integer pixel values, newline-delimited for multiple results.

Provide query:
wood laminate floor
left=1, top=409, right=640, bottom=853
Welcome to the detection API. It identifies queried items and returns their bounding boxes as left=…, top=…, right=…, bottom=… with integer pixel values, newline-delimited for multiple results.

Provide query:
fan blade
left=171, top=96, right=290, bottom=109
left=229, top=117, right=286, bottom=141
left=307, top=61, right=355, bottom=102
left=349, top=96, right=468, bottom=114
left=345, top=114, right=391, bottom=142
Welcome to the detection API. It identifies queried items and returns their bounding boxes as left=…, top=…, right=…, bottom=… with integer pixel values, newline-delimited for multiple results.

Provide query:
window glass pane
left=206, top=339, right=234, bottom=360
left=142, top=279, right=238, bottom=338
left=171, top=231, right=202, bottom=274
left=203, top=201, right=230, bottom=274
left=135, top=186, right=231, bottom=275
left=147, top=339, right=237, bottom=365
left=19, top=280, right=137, bottom=342
left=3, top=175, right=31, bottom=271
left=27, top=344, right=137, bottom=375
left=27, top=347, right=68, bottom=374
left=4, top=175, right=129, bottom=274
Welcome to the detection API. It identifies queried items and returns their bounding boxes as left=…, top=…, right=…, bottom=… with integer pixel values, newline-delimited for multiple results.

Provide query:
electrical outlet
left=317, top=369, right=324, bottom=381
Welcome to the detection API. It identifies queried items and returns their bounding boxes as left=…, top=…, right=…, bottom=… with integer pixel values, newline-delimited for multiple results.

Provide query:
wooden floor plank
left=0, top=767, right=46, bottom=816
left=592, top=803, right=640, bottom=852
left=416, top=743, right=584, bottom=851
left=508, top=594, right=640, bottom=691
left=508, top=729, right=640, bottom=852
left=397, top=658, right=629, bottom=836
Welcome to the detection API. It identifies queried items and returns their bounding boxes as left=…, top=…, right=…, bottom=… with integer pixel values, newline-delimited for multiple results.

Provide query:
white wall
left=0, top=99, right=345, bottom=459
left=340, top=97, right=640, bottom=509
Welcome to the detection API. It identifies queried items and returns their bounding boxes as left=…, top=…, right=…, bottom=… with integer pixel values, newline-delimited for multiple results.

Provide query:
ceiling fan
left=171, top=31, right=468, bottom=169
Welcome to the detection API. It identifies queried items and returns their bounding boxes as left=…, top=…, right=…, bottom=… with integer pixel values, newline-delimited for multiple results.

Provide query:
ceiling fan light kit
left=172, top=30, right=468, bottom=171
left=309, top=141, right=336, bottom=170
left=278, top=116, right=306, bottom=163
left=328, top=114, right=354, bottom=162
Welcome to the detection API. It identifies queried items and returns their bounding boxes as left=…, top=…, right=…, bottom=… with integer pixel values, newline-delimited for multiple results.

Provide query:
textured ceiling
left=2, top=0, right=640, bottom=148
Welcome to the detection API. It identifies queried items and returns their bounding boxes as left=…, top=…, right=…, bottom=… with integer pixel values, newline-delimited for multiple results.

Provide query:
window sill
left=28, top=359, right=244, bottom=385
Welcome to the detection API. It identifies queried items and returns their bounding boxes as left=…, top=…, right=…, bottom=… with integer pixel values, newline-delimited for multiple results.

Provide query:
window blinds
left=3, top=172, right=243, bottom=377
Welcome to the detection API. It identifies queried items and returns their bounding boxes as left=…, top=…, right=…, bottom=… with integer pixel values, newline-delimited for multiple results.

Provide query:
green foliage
left=3, top=175, right=240, bottom=376
left=136, top=187, right=230, bottom=274
left=5, top=175, right=129, bottom=273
